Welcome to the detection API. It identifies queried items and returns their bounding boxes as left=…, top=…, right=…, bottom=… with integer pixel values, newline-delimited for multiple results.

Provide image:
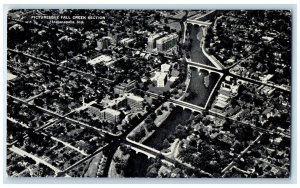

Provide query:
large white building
left=156, top=72, right=168, bottom=87
left=87, top=55, right=112, bottom=66
left=161, top=63, right=171, bottom=73
left=114, top=80, right=136, bottom=95
left=156, top=33, right=178, bottom=52
left=126, top=94, right=144, bottom=111
left=120, top=38, right=135, bottom=46
left=100, top=108, right=121, bottom=124
left=147, top=33, right=164, bottom=50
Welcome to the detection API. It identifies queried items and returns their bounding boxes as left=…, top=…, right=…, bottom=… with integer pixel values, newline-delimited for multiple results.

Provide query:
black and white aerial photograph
left=6, top=9, right=291, bottom=178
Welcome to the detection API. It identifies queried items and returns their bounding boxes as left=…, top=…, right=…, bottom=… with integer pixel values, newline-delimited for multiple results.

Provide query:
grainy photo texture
left=7, top=9, right=291, bottom=178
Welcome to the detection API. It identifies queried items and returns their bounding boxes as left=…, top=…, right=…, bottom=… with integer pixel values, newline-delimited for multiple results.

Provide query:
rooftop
left=120, top=38, right=135, bottom=44
left=156, top=33, right=178, bottom=44
left=161, top=63, right=171, bottom=72
left=87, top=55, right=112, bottom=65
left=157, top=72, right=167, bottom=80
left=148, top=33, right=164, bottom=42
left=151, top=71, right=168, bottom=82
left=7, top=72, right=17, bottom=81
left=126, top=94, right=144, bottom=102
left=102, top=108, right=121, bottom=116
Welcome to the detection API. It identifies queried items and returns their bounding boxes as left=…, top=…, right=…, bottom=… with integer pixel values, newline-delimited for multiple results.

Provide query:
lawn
left=148, top=81, right=171, bottom=94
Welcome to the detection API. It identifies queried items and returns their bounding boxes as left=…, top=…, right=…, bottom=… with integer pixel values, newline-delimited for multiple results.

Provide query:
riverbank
left=127, top=102, right=172, bottom=144
left=143, top=107, right=192, bottom=151
left=83, top=151, right=107, bottom=177
left=107, top=147, right=130, bottom=178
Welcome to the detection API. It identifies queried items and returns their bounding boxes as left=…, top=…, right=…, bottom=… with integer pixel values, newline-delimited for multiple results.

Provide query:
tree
left=145, top=72, right=151, bottom=78
left=154, top=13, right=161, bottom=22
left=33, top=98, right=44, bottom=106
left=156, top=153, right=165, bottom=160
left=181, top=151, right=193, bottom=164
left=120, top=144, right=131, bottom=155
left=169, top=103, right=175, bottom=109
left=189, top=138, right=197, bottom=148
left=162, top=138, right=170, bottom=149
left=145, top=167, right=158, bottom=177
left=161, top=105, right=168, bottom=111
left=164, top=18, right=169, bottom=24
left=132, top=128, right=146, bottom=142
left=167, top=134, right=175, bottom=143
left=162, top=91, right=171, bottom=98
left=145, top=117, right=153, bottom=124
left=150, top=113, right=156, bottom=120
left=191, top=156, right=203, bottom=168
left=222, top=119, right=231, bottom=131
left=175, top=124, right=188, bottom=139
left=126, top=105, right=131, bottom=111
left=146, top=122, right=156, bottom=132
left=137, top=113, right=143, bottom=119
left=115, top=160, right=127, bottom=174
left=157, top=109, right=163, bottom=116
